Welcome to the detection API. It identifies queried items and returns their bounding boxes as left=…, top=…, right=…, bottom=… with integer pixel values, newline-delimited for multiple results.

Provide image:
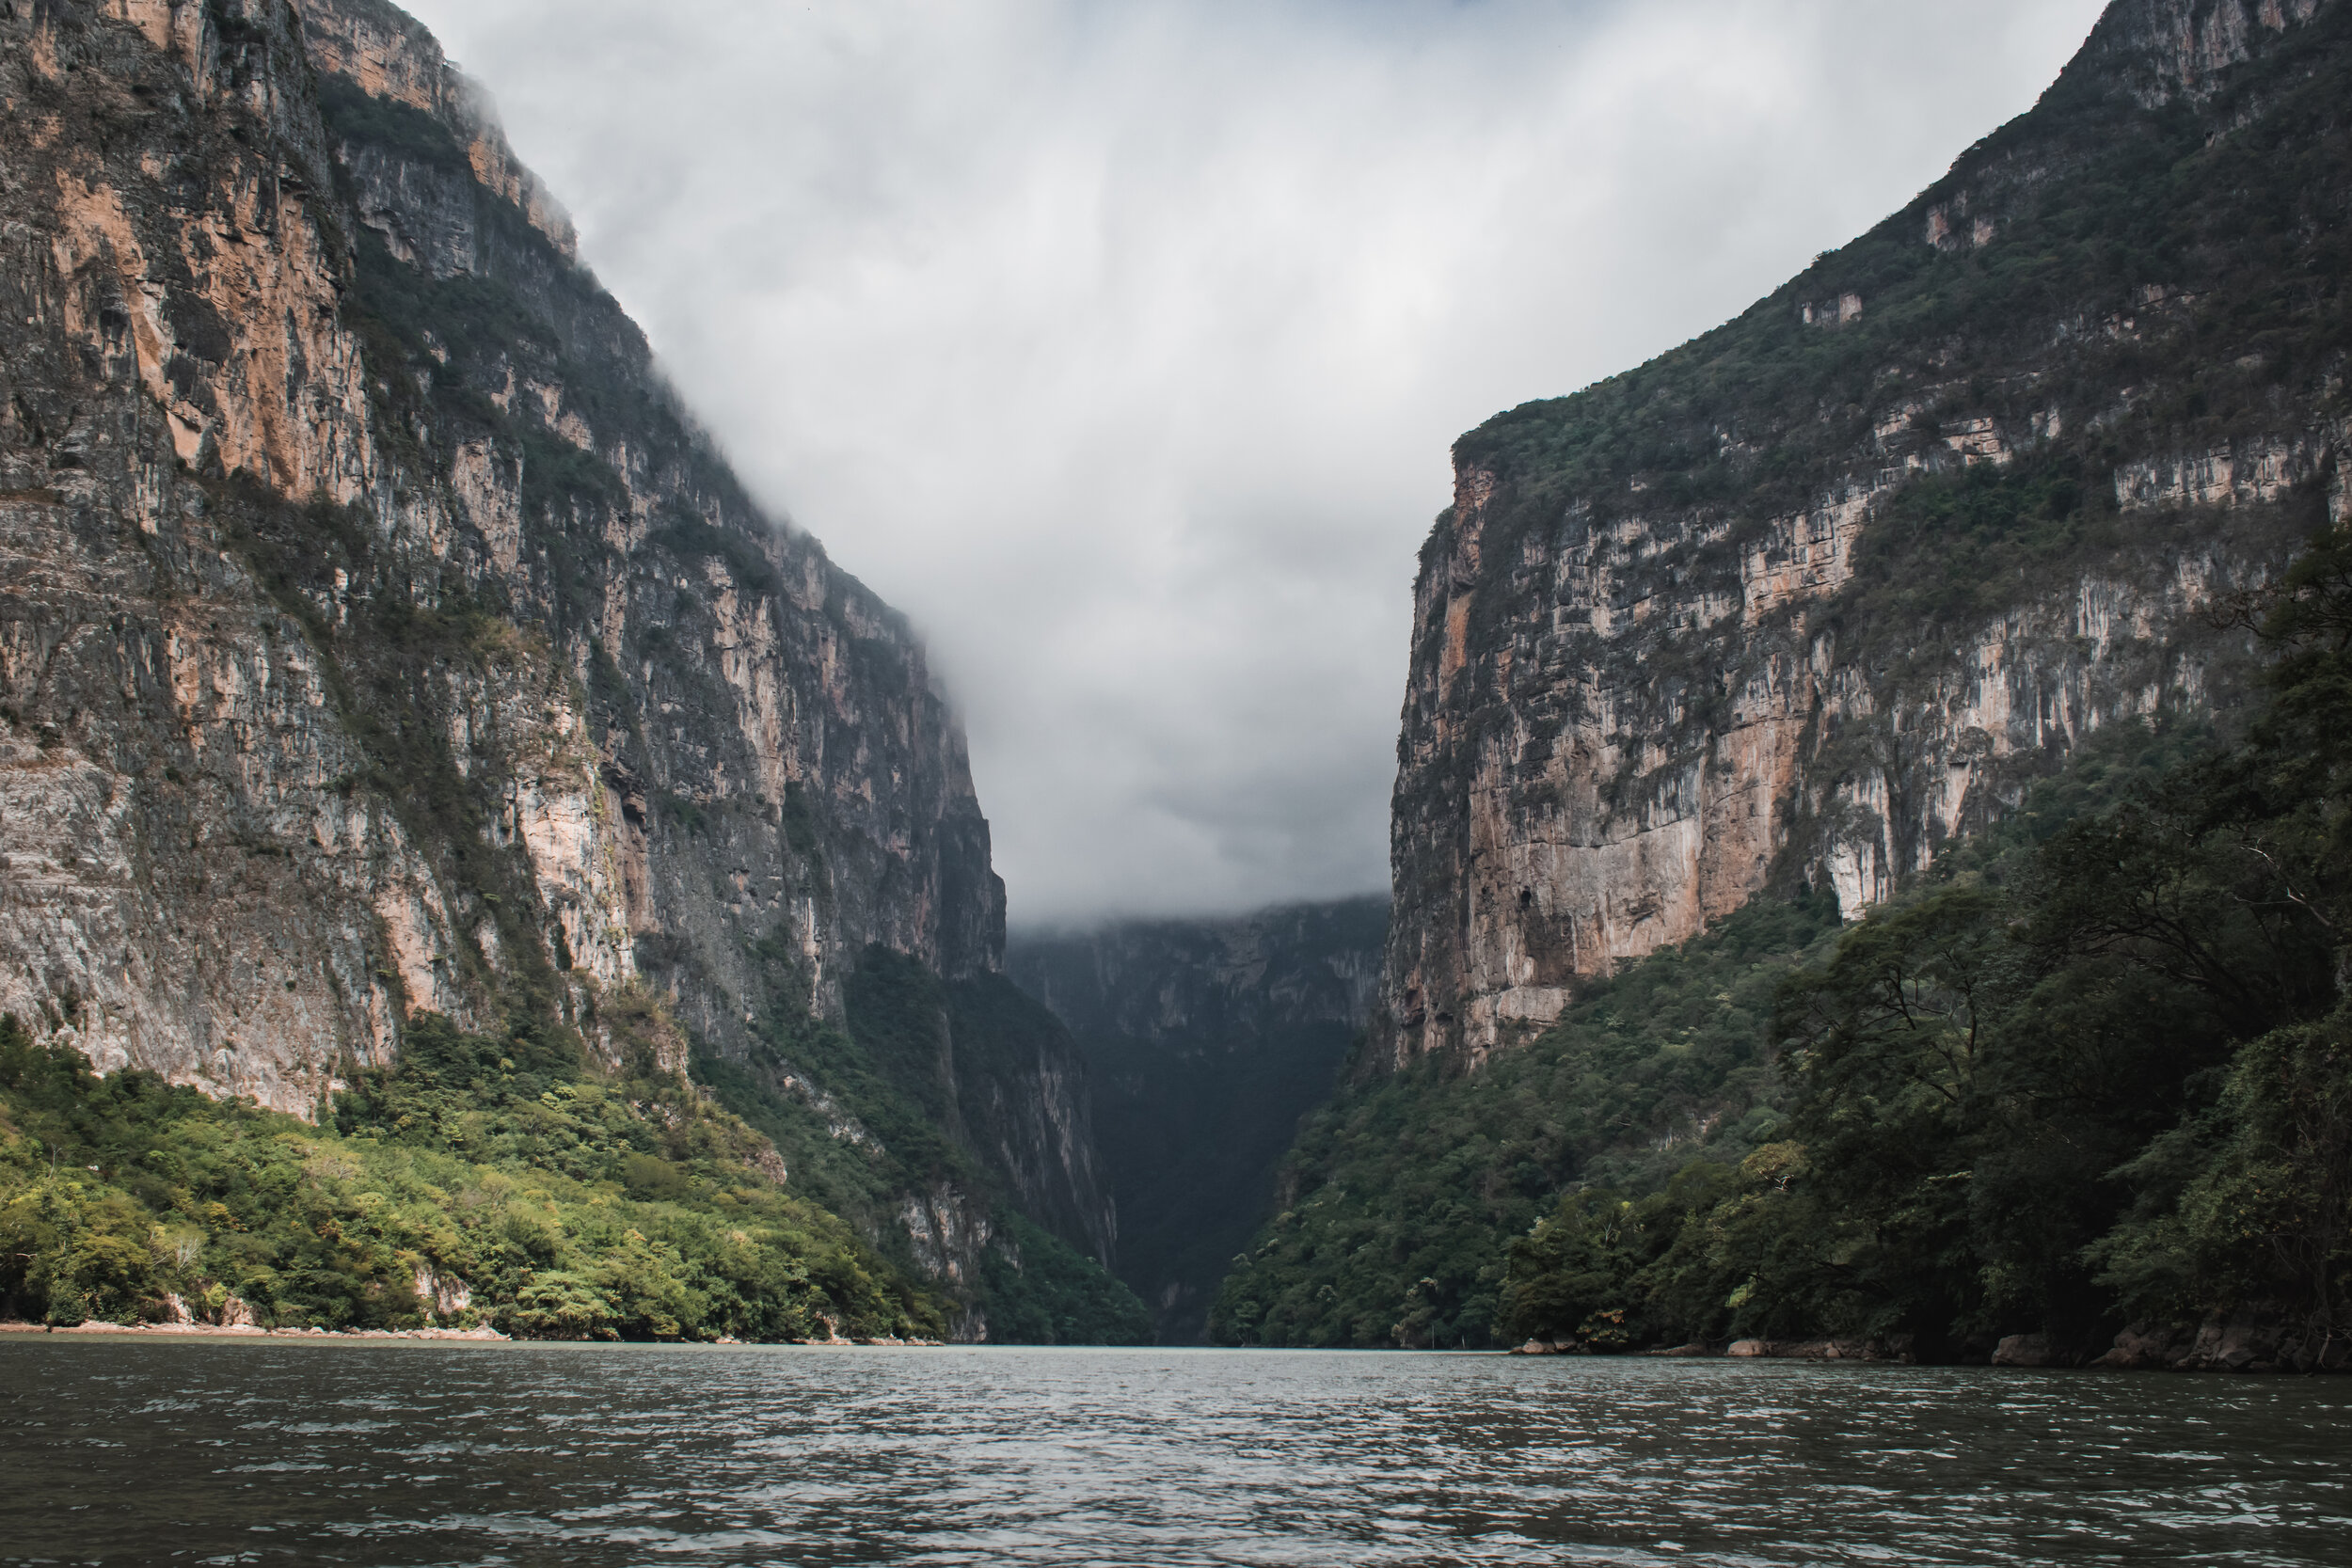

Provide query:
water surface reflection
left=2, top=1341, right=2345, bottom=1565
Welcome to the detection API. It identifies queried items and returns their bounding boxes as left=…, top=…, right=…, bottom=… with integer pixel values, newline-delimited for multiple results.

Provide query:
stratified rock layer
left=1378, top=0, right=2351, bottom=1066
left=0, top=0, right=1003, bottom=1118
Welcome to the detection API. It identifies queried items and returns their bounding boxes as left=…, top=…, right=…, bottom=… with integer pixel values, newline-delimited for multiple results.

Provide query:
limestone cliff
left=0, top=0, right=1105, bottom=1299
left=1378, top=0, right=2352, bottom=1065
left=1009, top=897, right=1385, bottom=1340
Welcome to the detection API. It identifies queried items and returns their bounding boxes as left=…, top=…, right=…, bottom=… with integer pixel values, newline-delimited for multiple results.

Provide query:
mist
left=394, top=0, right=2110, bottom=928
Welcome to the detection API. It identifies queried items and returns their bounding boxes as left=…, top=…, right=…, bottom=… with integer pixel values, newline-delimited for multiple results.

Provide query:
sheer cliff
left=1379, top=0, right=2352, bottom=1067
left=0, top=0, right=1110, bottom=1319
left=1009, top=898, right=1384, bottom=1341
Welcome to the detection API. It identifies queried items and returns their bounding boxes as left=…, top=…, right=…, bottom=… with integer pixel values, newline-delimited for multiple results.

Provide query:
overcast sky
left=397, top=0, right=2109, bottom=930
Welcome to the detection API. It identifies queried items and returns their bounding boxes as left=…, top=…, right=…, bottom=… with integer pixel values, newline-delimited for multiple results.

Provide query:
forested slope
left=1219, top=553, right=2352, bottom=1365
left=1490, top=532, right=2352, bottom=1370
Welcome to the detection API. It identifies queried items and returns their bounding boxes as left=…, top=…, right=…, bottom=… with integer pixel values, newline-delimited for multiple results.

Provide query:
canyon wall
left=0, top=0, right=1106, bottom=1288
left=1377, top=0, right=2352, bottom=1066
left=1009, top=897, right=1385, bottom=1339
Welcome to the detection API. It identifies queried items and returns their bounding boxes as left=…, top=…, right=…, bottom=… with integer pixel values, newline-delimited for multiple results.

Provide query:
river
left=2, top=1340, right=2345, bottom=1565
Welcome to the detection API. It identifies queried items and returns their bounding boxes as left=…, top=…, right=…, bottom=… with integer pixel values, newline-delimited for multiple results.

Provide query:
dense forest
left=0, top=958, right=1151, bottom=1343
left=0, top=993, right=935, bottom=1338
left=1217, top=520, right=2352, bottom=1366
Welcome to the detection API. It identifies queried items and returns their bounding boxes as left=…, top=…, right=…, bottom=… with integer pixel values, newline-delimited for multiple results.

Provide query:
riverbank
left=1512, top=1314, right=2352, bottom=1373
left=0, top=1319, right=510, bottom=1342
left=0, top=1320, right=948, bottom=1347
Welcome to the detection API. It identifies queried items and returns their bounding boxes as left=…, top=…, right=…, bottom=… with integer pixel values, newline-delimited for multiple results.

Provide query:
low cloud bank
left=401, top=0, right=2107, bottom=927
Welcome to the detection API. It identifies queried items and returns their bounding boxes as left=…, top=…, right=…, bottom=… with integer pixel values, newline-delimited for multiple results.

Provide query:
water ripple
left=2, top=1344, right=2348, bottom=1565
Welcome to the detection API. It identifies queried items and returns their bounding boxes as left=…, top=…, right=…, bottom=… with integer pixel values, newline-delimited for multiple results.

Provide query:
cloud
left=395, top=0, right=2110, bottom=927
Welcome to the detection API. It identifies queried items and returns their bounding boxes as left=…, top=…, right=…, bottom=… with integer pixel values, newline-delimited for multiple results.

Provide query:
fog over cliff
left=394, top=0, right=2108, bottom=927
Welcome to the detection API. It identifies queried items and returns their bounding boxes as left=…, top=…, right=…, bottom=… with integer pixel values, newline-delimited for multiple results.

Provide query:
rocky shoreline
left=1, top=1320, right=510, bottom=1342
left=1513, top=1313, right=2351, bottom=1373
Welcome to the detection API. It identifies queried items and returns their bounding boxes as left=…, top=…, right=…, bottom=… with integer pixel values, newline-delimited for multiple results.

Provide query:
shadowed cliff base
left=1009, top=897, right=1385, bottom=1343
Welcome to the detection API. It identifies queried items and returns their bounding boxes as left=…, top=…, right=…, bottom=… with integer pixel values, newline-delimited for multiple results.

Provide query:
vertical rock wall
left=1378, top=0, right=2351, bottom=1066
left=0, top=0, right=1006, bottom=1117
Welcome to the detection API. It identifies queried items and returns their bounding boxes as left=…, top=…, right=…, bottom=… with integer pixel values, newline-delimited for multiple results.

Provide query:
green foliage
left=516, top=425, right=628, bottom=520
left=780, top=782, right=823, bottom=859
left=1223, top=575, right=2352, bottom=1354
left=2090, top=1021, right=2352, bottom=1327
left=1450, top=3, right=2352, bottom=528
left=691, top=945, right=1153, bottom=1343
left=316, top=77, right=469, bottom=173
left=1488, top=525, right=2352, bottom=1356
left=0, top=1009, right=937, bottom=1339
left=1821, top=456, right=2109, bottom=666
left=978, top=1212, right=1153, bottom=1346
left=1228, top=13, right=2352, bottom=1357
left=1208, top=893, right=1842, bottom=1348
left=1419, top=4, right=2352, bottom=874
left=645, top=514, right=782, bottom=596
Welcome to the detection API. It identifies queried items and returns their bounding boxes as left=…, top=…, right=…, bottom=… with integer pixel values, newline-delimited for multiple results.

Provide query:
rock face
left=0, top=0, right=1019, bottom=1191
left=1008, top=897, right=1385, bottom=1341
left=1377, top=0, right=2351, bottom=1066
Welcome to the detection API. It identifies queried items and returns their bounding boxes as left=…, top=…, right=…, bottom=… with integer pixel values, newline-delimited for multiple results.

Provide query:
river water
left=2, top=1340, right=2346, bottom=1566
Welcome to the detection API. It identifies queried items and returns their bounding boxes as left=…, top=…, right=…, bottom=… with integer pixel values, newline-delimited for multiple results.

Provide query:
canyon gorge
left=7, top=0, right=2351, bottom=1358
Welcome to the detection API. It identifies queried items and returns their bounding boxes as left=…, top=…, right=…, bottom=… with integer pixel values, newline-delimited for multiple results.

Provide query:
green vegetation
left=1491, top=526, right=2352, bottom=1357
left=980, top=1210, right=1152, bottom=1346
left=0, top=1003, right=937, bottom=1338
left=23, top=66, right=1145, bottom=1348
left=693, top=945, right=1152, bottom=1344
left=1427, top=2, right=2352, bottom=805
left=1250, top=3, right=2352, bottom=1360
left=648, top=513, right=782, bottom=596
left=1221, top=522, right=2352, bottom=1354
left=316, top=77, right=470, bottom=175
left=1209, top=894, right=1843, bottom=1348
left=1454, top=3, right=2352, bottom=535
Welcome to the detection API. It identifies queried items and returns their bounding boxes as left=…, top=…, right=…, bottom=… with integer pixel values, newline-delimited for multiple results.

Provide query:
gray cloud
left=397, top=0, right=2108, bottom=927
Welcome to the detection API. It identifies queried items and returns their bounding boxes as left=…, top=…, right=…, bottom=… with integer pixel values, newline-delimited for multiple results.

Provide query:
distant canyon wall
left=1009, top=897, right=1386, bottom=1341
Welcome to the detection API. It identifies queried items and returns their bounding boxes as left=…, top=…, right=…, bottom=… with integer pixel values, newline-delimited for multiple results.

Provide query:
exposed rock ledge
left=1512, top=1314, right=2352, bottom=1372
